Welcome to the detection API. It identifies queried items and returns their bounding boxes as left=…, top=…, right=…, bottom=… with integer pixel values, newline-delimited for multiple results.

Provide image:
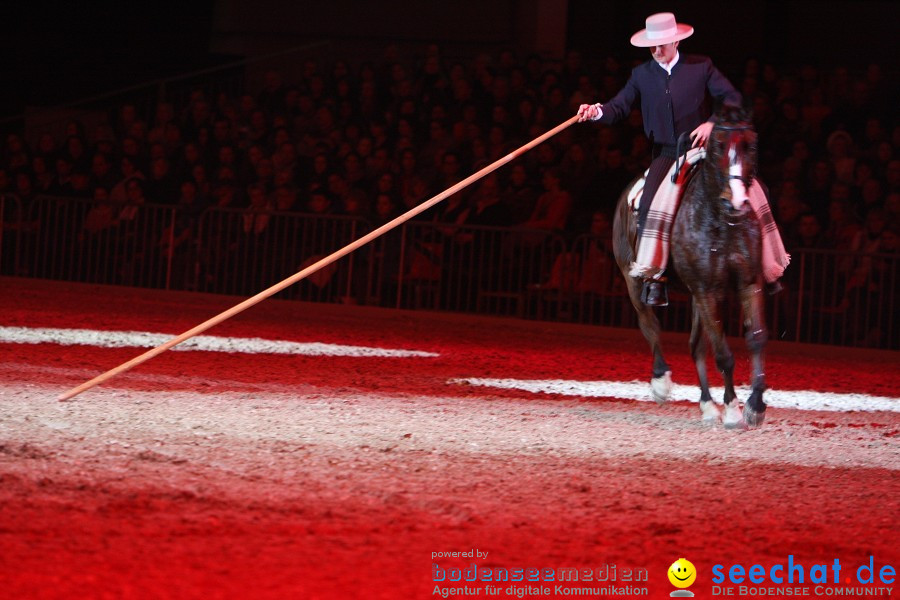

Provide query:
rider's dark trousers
left=636, top=152, right=676, bottom=239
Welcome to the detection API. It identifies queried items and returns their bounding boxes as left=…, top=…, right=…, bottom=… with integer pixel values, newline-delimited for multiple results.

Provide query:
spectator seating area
left=1, top=44, right=897, bottom=348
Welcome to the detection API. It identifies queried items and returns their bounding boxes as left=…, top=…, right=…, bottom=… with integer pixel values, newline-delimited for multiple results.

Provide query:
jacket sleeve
left=598, top=70, right=641, bottom=125
left=705, top=59, right=742, bottom=111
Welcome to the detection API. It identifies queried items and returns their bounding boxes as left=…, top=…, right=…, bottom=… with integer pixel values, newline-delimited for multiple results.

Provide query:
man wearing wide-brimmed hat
left=578, top=12, right=786, bottom=306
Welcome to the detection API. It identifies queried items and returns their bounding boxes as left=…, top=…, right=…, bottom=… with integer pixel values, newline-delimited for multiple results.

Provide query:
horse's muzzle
left=723, top=200, right=752, bottom=225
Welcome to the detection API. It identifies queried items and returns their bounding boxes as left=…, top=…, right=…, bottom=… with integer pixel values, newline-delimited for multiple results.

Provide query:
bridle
left=670, top=121, right=756, bottom=184
left=711, top=123, right=753, bottom=132
left=712, top=122, right=755, bottom=183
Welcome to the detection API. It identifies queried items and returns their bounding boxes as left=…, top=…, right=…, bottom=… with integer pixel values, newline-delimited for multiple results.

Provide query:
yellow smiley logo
left=668, top=558, right=697, bottom=588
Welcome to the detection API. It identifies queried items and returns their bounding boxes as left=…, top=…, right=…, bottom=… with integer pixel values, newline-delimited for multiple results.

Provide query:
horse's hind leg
left=740, top=282, right=768, bottom=427
left=624, top=276, right=672, bottom=403
left=690, top=299, right=720, bottom=423
left=692, top=293, right=742, bottom=428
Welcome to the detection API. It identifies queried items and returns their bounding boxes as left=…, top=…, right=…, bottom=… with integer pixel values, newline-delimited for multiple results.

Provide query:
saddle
left=628, top=148, right=706, bottom=281
left=627, top=146, right=789, bottom=284
left=626, top=148, right=706, bottom=215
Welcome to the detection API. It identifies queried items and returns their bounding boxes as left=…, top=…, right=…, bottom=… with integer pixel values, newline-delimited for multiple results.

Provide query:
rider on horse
left=577, top=12, right=787, bottom=306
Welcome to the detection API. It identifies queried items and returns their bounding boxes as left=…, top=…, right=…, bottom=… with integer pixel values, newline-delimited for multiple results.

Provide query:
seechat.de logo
left=668, top=558, right=697, bottom=597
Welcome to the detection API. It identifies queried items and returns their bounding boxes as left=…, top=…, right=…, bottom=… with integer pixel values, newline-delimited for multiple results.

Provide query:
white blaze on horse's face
left=727, top=142, right=749, bottom=211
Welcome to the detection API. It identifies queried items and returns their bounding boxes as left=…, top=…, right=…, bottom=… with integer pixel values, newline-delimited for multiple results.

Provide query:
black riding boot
left=634, top=154, right=677, bottom=308
left=640, top=278, right=668, bottom=307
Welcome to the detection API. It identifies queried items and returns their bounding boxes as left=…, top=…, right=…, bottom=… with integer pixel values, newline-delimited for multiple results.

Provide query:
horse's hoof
left=743, top=404, right=766, bottom=428
left=700, top=400, right=720, bottom=423
left=723, top=404, right=746, bottom=430
left=650, top=371, right=673, bottom=405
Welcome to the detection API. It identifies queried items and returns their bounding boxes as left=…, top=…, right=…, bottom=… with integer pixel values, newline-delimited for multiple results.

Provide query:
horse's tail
left=612, top=174, right=642, bottom=275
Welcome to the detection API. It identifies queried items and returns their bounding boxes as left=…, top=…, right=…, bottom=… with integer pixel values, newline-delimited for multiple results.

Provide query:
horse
left=612, top=106, right=768, bottom=429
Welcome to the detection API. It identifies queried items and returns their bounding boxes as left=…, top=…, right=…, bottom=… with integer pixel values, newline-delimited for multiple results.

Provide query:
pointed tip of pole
left=57, top=389, right=77, bottom=402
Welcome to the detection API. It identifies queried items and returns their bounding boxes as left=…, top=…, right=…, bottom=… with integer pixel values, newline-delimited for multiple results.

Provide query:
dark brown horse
left=612, top=107, right=767, bottom=429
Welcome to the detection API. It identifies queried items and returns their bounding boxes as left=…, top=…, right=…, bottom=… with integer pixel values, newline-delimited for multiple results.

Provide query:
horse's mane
left=715, top=104, right=751, bottom=125
left=704, top=105, right=758, bottom=190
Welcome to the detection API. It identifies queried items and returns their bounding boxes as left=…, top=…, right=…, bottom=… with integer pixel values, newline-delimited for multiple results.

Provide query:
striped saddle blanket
left=627, top=148, right=789, bottom=283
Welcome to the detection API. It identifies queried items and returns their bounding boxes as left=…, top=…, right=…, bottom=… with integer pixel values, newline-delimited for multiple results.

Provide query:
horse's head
left=706, top=105, right=758, bottom=211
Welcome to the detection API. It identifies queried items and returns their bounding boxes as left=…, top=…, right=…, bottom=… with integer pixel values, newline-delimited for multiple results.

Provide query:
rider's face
left=650, top=41, right=679, bottom=65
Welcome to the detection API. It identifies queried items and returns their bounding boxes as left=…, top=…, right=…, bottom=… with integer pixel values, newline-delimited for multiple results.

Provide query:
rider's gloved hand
left=577, top=103, right=603, bottom=122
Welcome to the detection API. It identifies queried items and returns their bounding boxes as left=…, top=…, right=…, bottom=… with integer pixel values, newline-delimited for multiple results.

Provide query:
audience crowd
left=0, top=44, right=897, bottom=343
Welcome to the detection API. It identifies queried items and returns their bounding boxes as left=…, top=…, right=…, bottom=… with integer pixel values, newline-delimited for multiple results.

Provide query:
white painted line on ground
left=451, top=378, right=900, bottom=413
left=0, top=326, right=439, bottom=358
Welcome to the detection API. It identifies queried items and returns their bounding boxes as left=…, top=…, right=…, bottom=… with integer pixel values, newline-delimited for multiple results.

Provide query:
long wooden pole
left=58, top=115, right=579, bottom=401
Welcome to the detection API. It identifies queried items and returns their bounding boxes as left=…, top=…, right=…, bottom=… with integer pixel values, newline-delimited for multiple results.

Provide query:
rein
left=671, top=122, right=754, bottom=183
left=671, top=132, right=692, bottom=183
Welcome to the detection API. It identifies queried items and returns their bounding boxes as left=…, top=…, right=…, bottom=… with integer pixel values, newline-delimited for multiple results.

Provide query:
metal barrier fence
left=0, top=194, right=21, bottom=276
left=195, top=207, right=363, bottom=302
left=14, top=195, right=178, bottom=289
left=782, top=249, right=898, bottom=348
left=395, top=222, right=567, bottom=316
left=3, top=195, right=898, bottom=350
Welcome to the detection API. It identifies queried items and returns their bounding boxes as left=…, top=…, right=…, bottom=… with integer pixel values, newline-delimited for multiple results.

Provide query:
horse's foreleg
left=690, top=299, right=719, bottom=423
left=693, top=293, right=741, bottom=428
left=625, top=276, right=672, bottom=404
left=740, top=281, right=768, bottom=427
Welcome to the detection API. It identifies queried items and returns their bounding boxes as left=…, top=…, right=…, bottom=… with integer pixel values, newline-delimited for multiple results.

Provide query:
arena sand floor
left=0, top=277, right=897, bottom=599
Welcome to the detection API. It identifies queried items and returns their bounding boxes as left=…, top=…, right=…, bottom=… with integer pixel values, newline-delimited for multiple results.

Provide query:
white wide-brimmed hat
left=630, top=12, right=694, bottom=47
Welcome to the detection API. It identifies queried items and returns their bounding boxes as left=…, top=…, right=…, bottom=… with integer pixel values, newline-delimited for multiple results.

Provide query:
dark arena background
left=1, top=1, right=898, bottom=598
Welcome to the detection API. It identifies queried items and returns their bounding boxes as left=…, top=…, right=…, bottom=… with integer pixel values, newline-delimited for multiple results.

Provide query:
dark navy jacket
left=599, top=54, right=741, bottom=147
